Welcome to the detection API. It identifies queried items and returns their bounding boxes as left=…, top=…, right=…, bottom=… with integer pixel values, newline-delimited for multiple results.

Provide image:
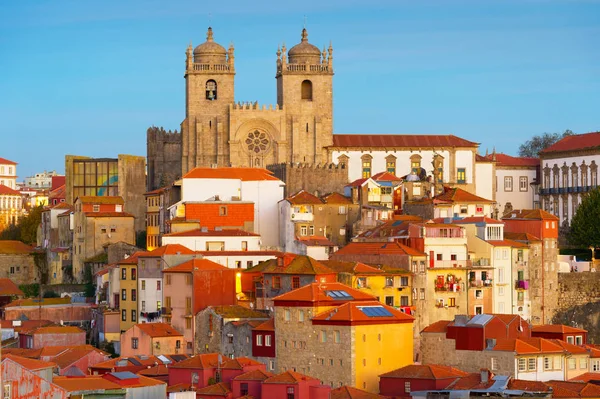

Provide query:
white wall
left=138, top=277, right=162, bottom=322
left=475, top=162, right=494, bottom=202
left=162, top=235, right=262, bottom=252
left=491, top=245, right=512, bottom=314
left=202, top=253, right=279, bottom=269
left=514, top=355, right=564, bottom=381
left=495, top=168, right=537, bottom=212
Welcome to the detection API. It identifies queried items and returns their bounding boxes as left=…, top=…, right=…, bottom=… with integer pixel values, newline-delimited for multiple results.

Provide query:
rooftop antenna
left=303, top=15, right=307, bottom=29
left=208, top=12, right=212, bottom=27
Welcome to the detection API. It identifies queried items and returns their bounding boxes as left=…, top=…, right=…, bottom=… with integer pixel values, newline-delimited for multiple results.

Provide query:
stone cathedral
left=181, top=27, right=334, bottom=175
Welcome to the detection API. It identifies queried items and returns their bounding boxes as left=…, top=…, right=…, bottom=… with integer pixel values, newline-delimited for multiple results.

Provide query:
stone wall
left=0, top=254, right=38, bottom=285
left=267, top=163, right=348, bottom=197
left=147, top=127, right=182, bottom=191
left=553, top=271, right=600, bottom=344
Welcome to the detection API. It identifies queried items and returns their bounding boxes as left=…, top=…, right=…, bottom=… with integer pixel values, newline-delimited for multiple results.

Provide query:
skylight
left=359, top=306, right=393, bottom=317
left=326, top=290, right=353, bottom=300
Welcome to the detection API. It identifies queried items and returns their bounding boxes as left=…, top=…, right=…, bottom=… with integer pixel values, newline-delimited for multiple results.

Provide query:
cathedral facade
left=181, top=27, right=334, bottom=175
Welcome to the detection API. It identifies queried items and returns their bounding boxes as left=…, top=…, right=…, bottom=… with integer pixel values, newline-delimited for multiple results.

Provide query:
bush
left=43, top=290, right=60, bottom=298
left=19, top=283, right=40, bottom=298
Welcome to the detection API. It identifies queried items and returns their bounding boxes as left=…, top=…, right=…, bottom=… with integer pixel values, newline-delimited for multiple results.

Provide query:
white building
left=177, top=167, right=284, bottom=247
left=0, top=157, right=18, bottom=190
left=24, top=170, right=61, bottom=189
left=162, top=228, right=261, bottom=252
left=539, top=131, right=600, bottom=227
left=198, top=250, right=280, bottom=269
left=486, top=153, right=540, bottom=214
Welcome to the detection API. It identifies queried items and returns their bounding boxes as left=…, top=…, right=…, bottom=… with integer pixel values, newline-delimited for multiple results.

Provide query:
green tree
left=0, top=204, right=44, bottom=245
left=569, top=188, right=600, bottom=248
left=518, top=129, right=574, bottom=158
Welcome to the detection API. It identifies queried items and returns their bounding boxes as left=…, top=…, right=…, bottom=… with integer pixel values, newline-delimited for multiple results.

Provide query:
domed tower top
left=287, top=28, right=321, bottom=64
left=193, top=27, right=227, bottom=64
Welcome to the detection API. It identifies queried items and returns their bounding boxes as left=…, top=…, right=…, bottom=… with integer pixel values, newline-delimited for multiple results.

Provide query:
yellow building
left=118, top=252, right=146, bottom=332
left=273, top=282, right=414, bottom=393
left=145, top=189, right=162, bottom=251
left=323, top=260, right=413, bottom=310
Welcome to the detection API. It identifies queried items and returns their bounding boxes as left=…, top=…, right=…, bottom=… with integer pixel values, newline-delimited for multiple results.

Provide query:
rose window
left=245, top=130, right=270, bottom=154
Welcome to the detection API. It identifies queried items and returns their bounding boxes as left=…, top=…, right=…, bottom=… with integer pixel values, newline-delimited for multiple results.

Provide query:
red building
left=252, top=318, right=275, bottom=359
left=19, top=326, right=86, bottom=349
left=531, top=324, right=588, bottom=345
left=379, top=364, right=470, bottom=397
left=184, top=202, right=255, bottom=231
left=261, top=370, right=331, bottom=399
left=445, top=314, right=530, bottom=351
left=89, top=354, right=190, bottom=375
left=231, top=369, right=274, bottom=398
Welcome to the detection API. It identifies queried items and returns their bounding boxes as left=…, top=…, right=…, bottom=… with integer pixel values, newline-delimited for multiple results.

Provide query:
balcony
left=161, top=307, right=172, bottom=315
left=469, top=279, right=493, bottom=288
left=515, top=280, right=529, bottom=290
left=549, top=188, right=558, bottom=194
left=290, top=212, right=313, bottom=222
left=558, top=188, right=566, bottom=194
left=432, top=260, right=472, bottom=269
left=434, top=282, right=463, bottom=292
left=471, top=258, right=491, bottom=267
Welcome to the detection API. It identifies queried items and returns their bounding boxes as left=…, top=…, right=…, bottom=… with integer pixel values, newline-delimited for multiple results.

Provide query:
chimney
left=480, top=369, right=489, bottom=383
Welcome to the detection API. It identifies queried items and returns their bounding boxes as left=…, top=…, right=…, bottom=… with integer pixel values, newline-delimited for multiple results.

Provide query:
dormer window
left=410, top=154, right=422, bottom=174
left=206, top=80, right=217, bottom=100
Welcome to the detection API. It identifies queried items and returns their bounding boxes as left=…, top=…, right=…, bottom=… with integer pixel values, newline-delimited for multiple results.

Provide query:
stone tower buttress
left=276, top=28, right=334, bottom=164
left=181, top=27, right=235, bottom=175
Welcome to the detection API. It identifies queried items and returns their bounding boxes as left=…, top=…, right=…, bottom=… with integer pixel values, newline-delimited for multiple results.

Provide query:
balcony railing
left=161, top=307, right=171, bottom=315
left=290, top=212, right=313, bottom=222
left=434, top=282, right=463, bottom=292
left=469, top=279, right=493, bottom=288
left=431, top=260, right=472, bottom=268
left=515, top=280, right=530, bottom=290
left=471, top=258, right=491, bottom=267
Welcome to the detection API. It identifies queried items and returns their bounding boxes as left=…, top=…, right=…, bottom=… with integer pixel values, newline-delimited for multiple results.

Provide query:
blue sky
left=1, top=0, right=598, bottom=178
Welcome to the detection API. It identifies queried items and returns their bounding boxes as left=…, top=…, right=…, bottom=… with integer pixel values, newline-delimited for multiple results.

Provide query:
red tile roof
left=53, top=374, right=165, bottom=392
left=0, top=278, right=24, bottom=296
left=380, top=364, right=469, bottom=380
left=545, top=380, right=600, bottom=398
left=253, top=318, right=275, bottom=332
left=221, top=357, right=263, bottom=370
left=345, top=177, right=370, bottom=188
left=422, top=320, right=452, bottom=333
left=502, top=209, right=559, bottom=221
left=263, top=370, right=318, bottom=384
left=0, top=184, right=21, bottom=196
left=356, top=220, right=411, bottom=239
left=532, top=324, right=588, bottom=334
left=371, top=171, right=403, bottom=182
left=569, top=372, right=600, bottom=383
left=29, top=326, right=84, bottom=335
left=445, top=372, right=495, bottom=390
left=163, top=258, right=228, bottom=273
left=0, top=157, right=17, bottom=165
left=183, top=167, right=280, bottom=181
left=550, top=339, right=589, bottom=354
left=52, top=347, right=108, bottom=369
left=331, top=134, right=478, bottom=148
left=117, top=251, right=150, bottom=265
left=434, top=187, right=493, bottom=204
left=483, top=153, right=540, bottom=167
left=584, top=344, right=600, bottom=358
left=486, top=239, right=529, bottom=248
left=210, top=305, right=269, bottom=319
left=503, top=231, right=542, bottom=242
left=286, top=190, right=323, bottom=205
left=541, top=132, right=600, bottom=154
left=492, top=337, right=565, bottom=355
left=0, top=240, right=34, bottom=255
left=138, top=364, right=169, bottom=377
left=170, top=353, right=221, bottom=369
left=233, top=369, right=274, bottom=381
left=447, top=216, right=504, bottom=225
left=321, top=260, right=387, bottom=275
left=163, top=228, right=259, bottom=237
left=134, top=322, right=183, bottom=337
left=253, top=255, right=336, bottom=276
left=51, top=202, right=72, bottom=210
left=77, top=196, right=124, bottom=205
left=196, top=381, right=230, bottom=395
left=273, top=282, right=376, bottom=303
left=296, top=236, right=336, bottom=247
left=331, top=386, right=388, bottom=399
left=312, top=301, right=414, bottom=325
left=141, top=244, right=195, bottom=257
left=84, top=211, right=134, bottom=218
left=3, top=354, right=56, bottom=371
left=321, top=192, right=353, bottom=204
left=507, top=379, right=551, bottom=392
left=333, top=241, right=426, bottom=257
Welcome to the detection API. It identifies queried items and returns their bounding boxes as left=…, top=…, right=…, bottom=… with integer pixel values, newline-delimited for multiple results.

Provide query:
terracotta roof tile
left=2, top=354, right=56, bottom=371
left=331, top=385, right=388, bottom=399
left=76, top=196, right=124, bottom=205
left=483, top=153, right=540, bottom=167
left=141, top=244, right=195, bottom=257
left=117, top=251, right=150, bottom=265
left=321, top=260, right=385, bottom=275
left=138, top=364, right=169, bottom=376
left=503, top=231, right=542, bottom=242
left=286, top=190, right=323, bottom=205
left=258, top=255, right=336, bottom=276
left=507, top=379, right=550, bottom=392
left=51, top=202, right=72, bottom=210
left=321, top=192, right=353, bottom=204
left=0, top=241, right=35, bottom=255
left=52, top=347, right=108, bottom=369
left=84, top=211, right=134, bottom=218
left=264, top=370, right=318, bottom=384
left=502, top=209, right=559, bottom=221
left=546, top=381, right=600, bottom=398
left=333, top=241, right=426, bottom=256
left=446, top=216, right=504, bottom=225
left=312, top=301, right=413, bottom=325
left=0, top=157, right=17, bottom=165
left=549, top=339, right=589, bottom=354
left=584, top=344, right=600, bottom=358
left=183, top=167, right=280, bottom=181
left=210, top=305, right=269, bottom=319
left=493, top=337, right=565, bottom=354
left=29, top=326, right=84, bottom=335
left=532, top=324, right=588, bottom=334
left=196, top=381, right=230, bottom=395
left=0, top=184, right=22, bottom=196
left=134, top=322, right=183, bottom=337
left=4, top=297, right=71, bottom=308
left=356, top=220, right=411, bottom=239
left=296, top=236, right=337, bottom=247
left=233, top=369, right=274, bottom=381
left=163, top=228, right=259, bottom=237
left=445, top=372, right=494, bottom=390
left=434, top=187, right=493, bottom=204
left=541, top=132, right=600, bottom=154
left=380, top=364, right=469, bottom=380
left=0, top=278, right=24, bottom=296
left=170, top=353, right=221, bottom=369
left=371, top=171, right=403, bottom=182
left=422, top=320, right=452, bottom=333
left=253, top=318, right=274, bottom=332
left=331, top=134, right=478, bottom=148
left=345, top=177, right=371, bottom=188
left=569, top=372, right=600, bottom=383
left=273, top=282, right=376, bottom=303
left=163, top=258, right=228, bottom=273
left=221, top=357, right=263, bottom=370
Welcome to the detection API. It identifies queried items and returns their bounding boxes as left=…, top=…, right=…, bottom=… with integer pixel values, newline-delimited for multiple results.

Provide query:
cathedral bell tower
left=181, top=27, right=235, bottom=174
left=276, top=28, right=334, bottom=164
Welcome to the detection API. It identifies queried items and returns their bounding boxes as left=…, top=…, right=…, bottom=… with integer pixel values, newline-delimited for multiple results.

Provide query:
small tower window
left=301, top=80, right=313, bottom=100
left=206, top=80, right=217, bottom=100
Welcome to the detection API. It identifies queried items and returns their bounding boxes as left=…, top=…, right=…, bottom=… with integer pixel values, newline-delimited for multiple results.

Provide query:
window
left=265, top=335, right=272, bottom=347
left=491, top=357, right=498, bottom=371
left=132, top=338, right=138, bottom=349
left=256, top=334, right=263, bottom=346
left=131, top=289, right=136, bottom=301
left=157, top=281, right=161, bottom=290
left=141, top=280, right=145, bottom=290
left=518, top=358, right=526, bottom=371
left=361, top=155, right=372, bottom=178
left=241, top=383, right=249, bottom=396
left=357, top=277, right=368, bottom=288
left=301, top=80, right=313, bottom=100
left=385, top=296, right=394, bottom=306
left=122, top=309, right=126, bottom=321
left=131, top=310, right=136, bottom=322
left=410, top=154, right=422, bottom=174
left=300, top=225, right=308, bottom=236
left=385, top=277, right=394, bottom=287
left=568, top=358, right=576, bottom=370
left=121, top=289, right=126, bottom=301
left=576, top=336, right=583, bottom=345
left=219, top=205, right=227, bottom=216
left=457, top=168, right=466, bottom=184
left=166, top=274, right=171, bottom=285
left=544, top=357, right=551, bottom=370
left=273, top=276, right=281, bottom=289
left=476, top=205, right=484, bottom=214
left=338, top=205, right=346, bottom=215
left=593, top=359, right=600, bottom=372
left=419, top=288, right=425, bottom=300
left=206, top=79, right=217, bottom=100
left=284, top=309, right=291, bottom=321
left=247, top=261, right=253, bottom=268
left=141, top=301, right=145, bottom=311
left=387, top=159, right=396, bottom=175
left=320, top=330, right=327, bottom=343
left=504, top=176, right=513, bottom=192
left=528, top=357, right=536, bottom=371
left=185, top=274, right=192, bottom=285
left=121, top=268, right=127, bottom=280
left=93, top=204, right=100, bottom=212
left=292, top=276, right=300, bottom=289
left=581, top=358, right=588, bottom=369
left=334, top=330, right=340, bottom=343
left=448, top=297, right=456, bottom=307
left=186, top=318, right=192, bottom=329
left=269, top=360, right=275, bottom=371
left=475, top=289, right=483, bottom=299
left=404, top=381, right=411, bottom=393
left=287, top=387, right=295, bottom=399
left=567, top=336, right=574, bottom=344
left=298, top=310, right=304, bottom=322
left=400, top=276, right=408, bottom=286
left=131, top=268, right=136, bottom=280
left=186, top=297, right=192, bottom=314
left=309, top=225, right=314, bottom=236
left=520, top=176, right=528, bottom=191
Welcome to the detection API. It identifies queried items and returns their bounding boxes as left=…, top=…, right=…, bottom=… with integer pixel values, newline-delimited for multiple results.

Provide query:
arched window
left=361, top=155, right=372, bottom=178
left=206, top=80, right=217, bottom=100
left=301, top=80, right=313, bottom=100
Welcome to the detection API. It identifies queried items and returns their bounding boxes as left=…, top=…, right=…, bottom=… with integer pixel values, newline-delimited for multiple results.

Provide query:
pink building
left=261, top=370, right=331, bottom=399
left=2, top=354, right=68, bottom=399
left=120, top=322, right=184, bottom=358
left=19, top=326, right=86, bottom=349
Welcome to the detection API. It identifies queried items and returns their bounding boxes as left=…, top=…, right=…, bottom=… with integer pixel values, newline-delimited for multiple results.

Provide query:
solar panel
left=157, top=355, right=171, bottom=364
left=338, top=290, right=352, bottom=299
left=171, top=354, right=187, bottom=362
left=359, top=306, right=393, bottom=317
left=128, top=358, right=142, bottom=366
left=110, top=371, right=138, bottom=380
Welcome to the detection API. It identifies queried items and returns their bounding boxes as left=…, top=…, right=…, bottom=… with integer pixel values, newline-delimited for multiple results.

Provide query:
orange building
left=120, top=322, right=184, bottom=357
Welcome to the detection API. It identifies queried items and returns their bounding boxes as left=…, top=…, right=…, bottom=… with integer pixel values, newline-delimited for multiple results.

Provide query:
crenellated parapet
left=230, top=102, right=283, bottom=111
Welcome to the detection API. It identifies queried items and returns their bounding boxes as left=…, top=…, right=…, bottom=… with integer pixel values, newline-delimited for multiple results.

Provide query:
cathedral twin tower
left=181, top=27, right=334, bottom=175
